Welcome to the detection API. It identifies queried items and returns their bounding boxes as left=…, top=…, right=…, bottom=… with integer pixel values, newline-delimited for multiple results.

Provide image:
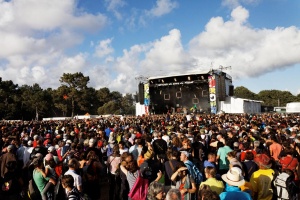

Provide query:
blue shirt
left=219, top=184, right=252, bottom=200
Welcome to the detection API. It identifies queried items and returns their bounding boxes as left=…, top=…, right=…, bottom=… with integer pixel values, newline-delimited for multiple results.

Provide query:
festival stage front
left=136, top=70, right=235, bottom=115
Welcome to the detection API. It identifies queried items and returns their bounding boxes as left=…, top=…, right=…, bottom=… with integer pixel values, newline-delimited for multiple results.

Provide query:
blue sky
left=0, top=0, right=299, bottom=95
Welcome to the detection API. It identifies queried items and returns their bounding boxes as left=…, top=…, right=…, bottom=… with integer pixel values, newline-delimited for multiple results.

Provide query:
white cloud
left=146, top=0, right=178, bottom=17
left=94, top=38, right=114, bottom=58
left=189, top=6, right=300, bottom=81
left=105, top=0, right=126, bottom=20
left=58, top=54, right=87, bottom=73
left=0, top=0, right=108, bottom=88
left=222, top=0, right=260, bottom=9
left=0, top=1, right=299, bottom=97
left=141, top=29, right=192, bottom=73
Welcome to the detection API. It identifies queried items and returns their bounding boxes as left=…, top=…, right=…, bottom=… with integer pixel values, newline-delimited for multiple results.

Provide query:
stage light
left=201, top=76, right=204, bottom=80
left=174, top=78, right=177, bottom=82
left=188, top=76, right=191, bottom=81
left=162, top=79, right=164, bottom=83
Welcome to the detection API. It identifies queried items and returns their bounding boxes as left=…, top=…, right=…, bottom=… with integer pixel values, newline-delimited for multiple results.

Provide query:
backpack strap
left=169, top=161, right=175, bottom=173
left=286, top=157, right=294, bottom=169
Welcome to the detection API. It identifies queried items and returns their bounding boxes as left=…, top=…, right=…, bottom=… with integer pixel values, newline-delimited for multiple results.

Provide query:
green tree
left=97, top=101, right=119, bottom=114
left=0, top=79, right=20, bottom=119
left=59, top=72, right=90, bottom=117
left=19, top=83, right=48, bottom=120
left=234, top=86, right=258, bottom=100
left=257, top=90, right=297, bottom=107
left=120, top=93, right=135, bottom=115
left=97, top=87, right=111, bottom=107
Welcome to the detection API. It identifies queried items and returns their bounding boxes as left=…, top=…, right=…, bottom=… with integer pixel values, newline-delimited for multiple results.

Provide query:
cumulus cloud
left=146, top=0, right=178, bottom=17
left=0, top=1, right=299, bottom=96
left=141, top=29, right=193, bottom=74
left=0, top=0, right=107, bottom=88
left=189, top=6, right=300, bottom=81
left=94, top=38, right=114, bottom=58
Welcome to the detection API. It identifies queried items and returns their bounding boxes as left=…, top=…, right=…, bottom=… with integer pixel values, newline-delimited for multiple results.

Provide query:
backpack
left=68, top=187, right=86, bottom=200
left=141, top=166, right=153, bottom=180
left=274, top=172, right=298, bottom=200
left=28, top=179, right=41, bottom=200
left=185, top=161, right=203, bottom=185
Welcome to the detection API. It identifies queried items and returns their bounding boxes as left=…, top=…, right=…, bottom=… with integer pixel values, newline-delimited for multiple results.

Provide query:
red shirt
left=279, top=155, right=299, bottom=180
left=240, top=150, right=257, bottom=161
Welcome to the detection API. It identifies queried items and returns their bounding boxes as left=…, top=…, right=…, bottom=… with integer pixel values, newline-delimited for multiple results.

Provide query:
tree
left=59, top=72, right=90, bottom=117
left=234, top=86, right=258, bottom=100
left=97, top=87, right=111, bottom=107
left=97, top=101, right=119, bottom=114
left=120, top=93, right=135, bottom=115
left=0, top=80, right=20, bottom=119
left=257, top=90, right=297, bottom=107
left=19, top=83, right=48, bottom=120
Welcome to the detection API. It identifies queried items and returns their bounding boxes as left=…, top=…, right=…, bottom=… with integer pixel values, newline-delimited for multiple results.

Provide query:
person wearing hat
left=250, top=154, right=274, bottom=200
left=219, top=167, right=252, bottom=200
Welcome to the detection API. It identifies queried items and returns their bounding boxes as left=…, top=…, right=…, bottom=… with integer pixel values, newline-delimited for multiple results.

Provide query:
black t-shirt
left=164, top=159, right=182, bottom=186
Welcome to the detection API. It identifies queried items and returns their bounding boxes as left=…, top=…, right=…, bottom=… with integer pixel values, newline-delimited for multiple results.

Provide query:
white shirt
left=64, top=169, right=82, bottom=190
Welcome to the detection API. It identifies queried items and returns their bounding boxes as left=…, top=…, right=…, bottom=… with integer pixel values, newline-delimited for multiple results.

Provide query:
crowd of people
left=0, top=112, right=300, bottom=200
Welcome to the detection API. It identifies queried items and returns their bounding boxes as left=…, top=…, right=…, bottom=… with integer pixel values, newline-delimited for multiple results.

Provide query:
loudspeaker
left=176, top=91, right=182, bottom=98
left=138, top=83, right=144, bottom=104
left=192, top=98, right=199, bottom=104
left=164, top=94, right=170, bottom=100
left=229, top=85, right=234, bottom=96
left=218, top=75, right=226, bottom=101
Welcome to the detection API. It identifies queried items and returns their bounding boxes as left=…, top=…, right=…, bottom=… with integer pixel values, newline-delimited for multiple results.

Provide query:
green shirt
left=217, top=146, right=233, bottom=170
left=33, top=169, right=50, bottom=192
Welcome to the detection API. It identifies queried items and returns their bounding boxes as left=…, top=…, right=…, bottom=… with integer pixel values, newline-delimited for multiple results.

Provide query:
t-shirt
left=269, top=143, right=282, bottom=161
left=64, top=170, right=82, bottom=190
left=126, top=170, right=139, bottom=190
left=217, top=146, right=233, bottom=170
left=200, top=178, right=224, bottom=194
left=33, top=169, right=50, bottom=192
left=279, top=155, right=299, bottom=180
left=250, top=168, right=274, bottom=200
left=219, top=185, right=252, bottom=200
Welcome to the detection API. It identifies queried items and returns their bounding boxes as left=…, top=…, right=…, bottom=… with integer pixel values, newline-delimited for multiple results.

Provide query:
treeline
left=0, top=72, right=135, bottom=120
left=234, top=86, right=300, bottom=107
left=1, top=72, right=299, bottom=120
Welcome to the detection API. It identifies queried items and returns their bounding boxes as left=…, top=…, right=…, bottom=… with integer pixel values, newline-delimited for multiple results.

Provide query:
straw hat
left=221, top=167, right=245, bottom=187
